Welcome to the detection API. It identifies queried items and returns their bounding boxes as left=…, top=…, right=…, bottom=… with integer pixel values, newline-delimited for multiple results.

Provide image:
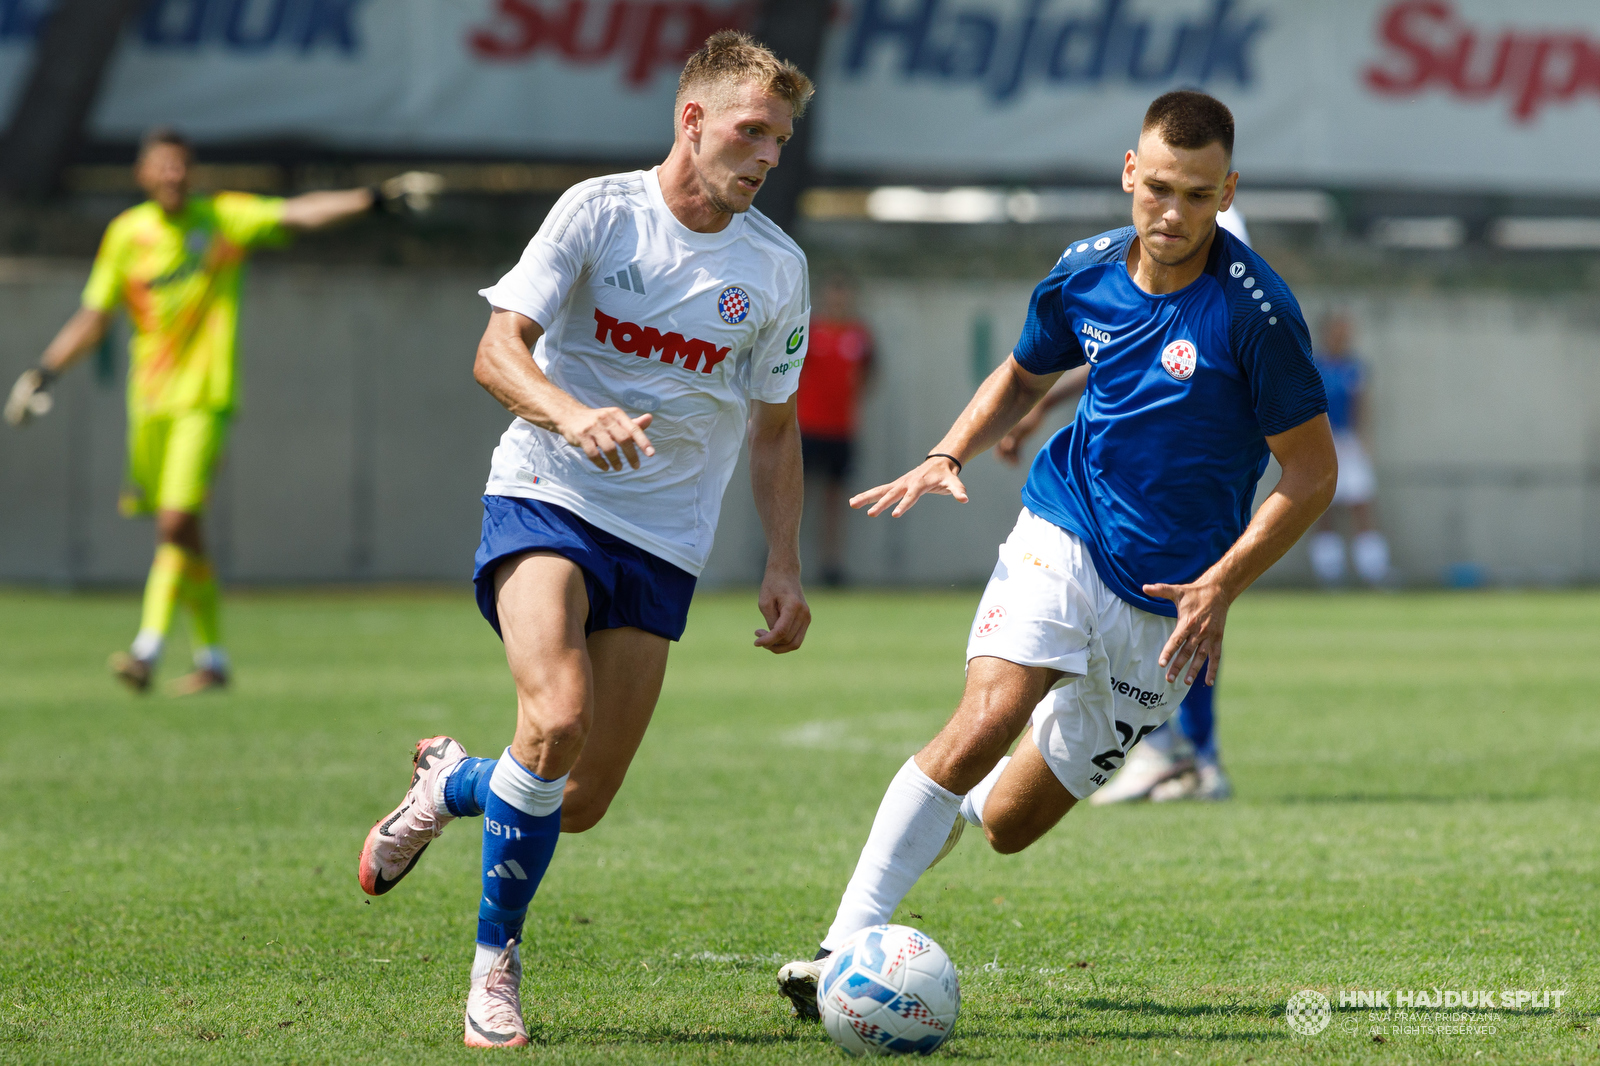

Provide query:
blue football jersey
left=1014, top=225, right=1327, bottom=617
left=1314, top=354, right=1363, bottom=432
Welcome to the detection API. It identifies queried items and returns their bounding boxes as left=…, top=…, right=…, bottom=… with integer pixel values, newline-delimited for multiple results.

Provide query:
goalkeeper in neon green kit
left=6, top=127, right=441, bottom=693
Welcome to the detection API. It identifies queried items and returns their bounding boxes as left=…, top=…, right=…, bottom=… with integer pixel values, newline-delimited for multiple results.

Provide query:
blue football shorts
left=473, top=495, right=697, bottom=642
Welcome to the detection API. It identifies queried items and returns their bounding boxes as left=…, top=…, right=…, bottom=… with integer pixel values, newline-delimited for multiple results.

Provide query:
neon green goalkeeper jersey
left=82, top=193, right=287, bottom=417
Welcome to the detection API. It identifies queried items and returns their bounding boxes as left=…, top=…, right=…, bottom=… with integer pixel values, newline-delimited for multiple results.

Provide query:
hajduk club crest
left=718, top=286, right=750, bottom=324
left=1161, top=339, right=1198, bottom=381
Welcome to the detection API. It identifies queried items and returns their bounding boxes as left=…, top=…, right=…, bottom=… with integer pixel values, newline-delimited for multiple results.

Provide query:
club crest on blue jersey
left=1161, top=339, right=1198, bottom=381
left=717, top=286, right=750, bottom=324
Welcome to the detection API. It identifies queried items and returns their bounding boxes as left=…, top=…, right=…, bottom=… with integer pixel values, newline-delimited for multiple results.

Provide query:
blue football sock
left=477, top=749, right=565, bottom=948
left=443, top=756, right=497, bottom=817
left=1178, top=682, right=1217, bottom=762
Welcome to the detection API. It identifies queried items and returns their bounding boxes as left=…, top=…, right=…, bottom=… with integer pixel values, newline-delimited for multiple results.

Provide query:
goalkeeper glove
left=5, top=366, right=56, bottom=427
left=368, top=171, right=445, bottom=216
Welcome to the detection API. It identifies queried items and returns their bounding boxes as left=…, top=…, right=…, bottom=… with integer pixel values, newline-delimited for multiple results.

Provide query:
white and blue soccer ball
left=817, top=924, right=960, bottom=1056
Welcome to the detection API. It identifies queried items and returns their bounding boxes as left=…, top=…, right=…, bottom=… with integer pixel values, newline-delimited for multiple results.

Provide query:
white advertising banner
left=1, top=0, right=1599, bottom=190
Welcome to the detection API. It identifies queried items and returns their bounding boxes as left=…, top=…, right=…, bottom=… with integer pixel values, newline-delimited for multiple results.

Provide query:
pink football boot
left=464, top=940, right=530, bottom=1048
left=358, top=736, right=466, bottom=895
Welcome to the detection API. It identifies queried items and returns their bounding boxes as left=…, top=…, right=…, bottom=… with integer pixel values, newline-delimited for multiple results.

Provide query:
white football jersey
left=479, top=168, right=810, bottom=575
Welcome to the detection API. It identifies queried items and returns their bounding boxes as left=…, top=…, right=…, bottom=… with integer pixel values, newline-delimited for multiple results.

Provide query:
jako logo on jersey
left=1161, top=339, right=1198, bottom=381
left=718, top=286, right=751, bottom=324
left=1080, top=321, right=1112, bottom=363
left=593, top=309, right=731, bottom=374
left=975, top=605, right=1007, bottom=637
left=785, top=325, right=805, bottom=354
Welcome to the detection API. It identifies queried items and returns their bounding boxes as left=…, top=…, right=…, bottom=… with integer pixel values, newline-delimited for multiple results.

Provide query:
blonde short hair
left=676, top=30, right=814, bottom=121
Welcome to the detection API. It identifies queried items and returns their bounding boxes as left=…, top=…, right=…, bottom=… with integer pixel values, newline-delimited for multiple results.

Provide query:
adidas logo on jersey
left=602, top=263, right=647, bottom=295
left=593, top=309, right=731, bottom=375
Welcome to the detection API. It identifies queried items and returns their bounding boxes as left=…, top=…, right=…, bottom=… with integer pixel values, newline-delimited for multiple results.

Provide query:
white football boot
left=358, top=735, right=466, bottom=895
left=1151, top=760, right=1233, bottom=802
left=778, top=954, right=828, bottom=1020
left=464, top=940, right=530, bottom=1048
left=1089, top=742, right=1190, bottom=806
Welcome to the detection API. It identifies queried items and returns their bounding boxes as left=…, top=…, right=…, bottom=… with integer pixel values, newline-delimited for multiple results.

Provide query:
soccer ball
left=817, top=924, right=960, bottom=1056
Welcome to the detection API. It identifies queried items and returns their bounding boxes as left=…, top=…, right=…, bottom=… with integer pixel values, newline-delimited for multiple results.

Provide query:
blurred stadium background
left=2, top=0, right=1597, bottom=590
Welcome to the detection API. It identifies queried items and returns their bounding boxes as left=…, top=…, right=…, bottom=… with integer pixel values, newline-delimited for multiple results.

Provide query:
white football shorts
left=1331, top=431, right=1376, bottom=505
left=965, top=508, right=1194, bottom=800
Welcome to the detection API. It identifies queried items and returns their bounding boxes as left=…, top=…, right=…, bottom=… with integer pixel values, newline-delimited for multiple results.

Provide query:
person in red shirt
left=797, top=274, right=875, bottom=585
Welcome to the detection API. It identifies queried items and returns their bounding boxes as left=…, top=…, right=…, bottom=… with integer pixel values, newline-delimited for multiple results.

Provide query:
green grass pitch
left=1, top=587, right=1596, bottom=1064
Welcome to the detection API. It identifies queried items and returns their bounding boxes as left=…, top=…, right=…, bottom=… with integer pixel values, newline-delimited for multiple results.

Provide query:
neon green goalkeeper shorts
left=120, top=410, right=230, bottom=517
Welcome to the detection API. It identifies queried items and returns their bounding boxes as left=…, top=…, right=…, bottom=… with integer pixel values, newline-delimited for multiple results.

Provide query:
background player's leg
left=820, top=656, right=1058, bottom=950
left=560, top=626, right=670, bottom=833
left=1178, top=681, right=1215, bottom=761
left=974, top=731, right=1077, bottom=853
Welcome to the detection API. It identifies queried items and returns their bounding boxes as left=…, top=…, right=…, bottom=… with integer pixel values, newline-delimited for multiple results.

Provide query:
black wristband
left=365, top=184, right=388, bottom=214
left=36, top=365, right=57, bottom=387
left=926, top=452, right=962, bottom=474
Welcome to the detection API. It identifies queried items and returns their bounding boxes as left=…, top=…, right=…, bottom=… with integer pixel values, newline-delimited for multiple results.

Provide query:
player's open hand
left=560, top=407, right=655, bottom=472
left=5, top=368, right=54, bottom=427
left=850, top=457, right=968, bottom=517
left=1143, top=578, right=1231, bottom=686
left=755, top=569, right=809, bottom=654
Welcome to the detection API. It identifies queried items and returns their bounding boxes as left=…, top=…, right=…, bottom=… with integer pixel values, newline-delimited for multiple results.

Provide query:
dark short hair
left=1142, top=90, right=1234, bottom=158
left=138, top=125, right=191, bottom=161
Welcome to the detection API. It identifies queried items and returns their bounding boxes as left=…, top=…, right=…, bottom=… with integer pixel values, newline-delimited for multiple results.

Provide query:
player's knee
left=982, top=817, right=1041, bottom=855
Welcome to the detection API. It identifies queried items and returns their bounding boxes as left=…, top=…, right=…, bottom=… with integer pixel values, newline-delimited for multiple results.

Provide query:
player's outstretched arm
left=995, top=363, right=1090, bottom=466
left=473, top=308, right=655, bottom=472
left=851, top=355, right=1059, bottom=517
left=278, top=172, right=443, bottom=230
left=1144, top=413, right=1338, bottom=685
left=748, top=397, right=810, bottom=654
left=6, top=307, right=111, bottom=426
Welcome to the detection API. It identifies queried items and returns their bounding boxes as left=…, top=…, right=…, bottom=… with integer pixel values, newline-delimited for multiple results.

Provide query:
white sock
left=193, top=646, right=229, bottom=673
left=959, top=756, right=1010, bottom=827
left=130, top=629, right=163, bottom=663
left=471, top=939, right=517, bottom=980
left=821, top=757, right=963, bottom=951
left=1309, top=531, right=1345, bottom=585
left=1352, top=531, right=1389, bottom=585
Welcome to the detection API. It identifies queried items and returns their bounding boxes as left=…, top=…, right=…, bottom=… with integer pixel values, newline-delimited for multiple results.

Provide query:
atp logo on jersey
left=718, top=286, right=751, bottom=324
left=975, top=605, right=1007, bottom=637
left=1161, top=339, right=1198, bottom=381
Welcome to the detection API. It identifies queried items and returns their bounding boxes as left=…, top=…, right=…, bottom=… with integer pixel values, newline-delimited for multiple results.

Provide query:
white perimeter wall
left=2, top=262, right=1597, bottom=589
